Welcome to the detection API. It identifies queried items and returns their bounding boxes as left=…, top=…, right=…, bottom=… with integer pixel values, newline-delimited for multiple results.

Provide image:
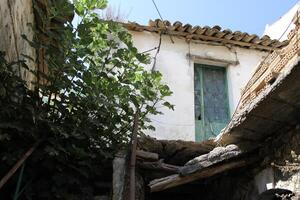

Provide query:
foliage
left=0, top=0, right=173, bottom=199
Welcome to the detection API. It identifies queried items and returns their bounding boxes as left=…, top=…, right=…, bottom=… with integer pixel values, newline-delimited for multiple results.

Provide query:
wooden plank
left=188, top=53, right=239, bottom=66
left=148, top=158, right=252, bottom=192
left=0, top=141, right=40, bottom=190
left=136, top=150, right=159, bottom=161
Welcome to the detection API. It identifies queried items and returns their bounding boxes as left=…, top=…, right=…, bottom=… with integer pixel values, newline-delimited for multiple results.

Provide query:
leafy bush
left=0, top=0, right=173, bottom=198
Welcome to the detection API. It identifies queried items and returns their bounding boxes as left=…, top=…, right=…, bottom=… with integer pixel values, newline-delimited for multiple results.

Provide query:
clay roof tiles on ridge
left=123, top=19, right=289, bottom=51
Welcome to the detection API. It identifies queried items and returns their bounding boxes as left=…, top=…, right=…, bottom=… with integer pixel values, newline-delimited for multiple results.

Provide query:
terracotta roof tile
left=123, top=19, right=288, bottom=51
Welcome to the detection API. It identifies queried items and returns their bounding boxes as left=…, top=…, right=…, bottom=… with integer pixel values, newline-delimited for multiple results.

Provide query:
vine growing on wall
left=0, top=0, right=173, bottom=199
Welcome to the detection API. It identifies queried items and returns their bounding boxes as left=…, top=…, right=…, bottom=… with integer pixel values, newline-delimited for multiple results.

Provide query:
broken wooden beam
left=148, top=158, right=253, bottom=192
left=136, top=150, right=159, bottom=161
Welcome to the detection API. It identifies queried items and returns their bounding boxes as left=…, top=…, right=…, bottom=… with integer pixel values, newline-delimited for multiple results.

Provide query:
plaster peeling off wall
left=0, top=0, right=36, bottom=85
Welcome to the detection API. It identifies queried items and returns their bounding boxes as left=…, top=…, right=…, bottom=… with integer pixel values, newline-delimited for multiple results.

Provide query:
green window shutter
left=194, top=64, right=230, bottom=141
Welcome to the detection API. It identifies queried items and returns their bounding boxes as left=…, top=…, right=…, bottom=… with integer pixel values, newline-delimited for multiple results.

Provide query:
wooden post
left=0, top=142, right=39, bottom=190
left=129, top=112, right=139, bottom=200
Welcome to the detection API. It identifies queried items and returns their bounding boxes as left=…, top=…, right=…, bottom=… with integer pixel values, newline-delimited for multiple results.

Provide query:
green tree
left=0, top=0, right=173, bottom=199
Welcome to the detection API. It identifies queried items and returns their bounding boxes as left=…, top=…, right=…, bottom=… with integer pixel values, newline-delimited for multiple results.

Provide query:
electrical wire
left=151, top=0, right=164, bottom=23
left=151, top=32, right=162, bottom=71
left=151, top=0, right=174, bottom=43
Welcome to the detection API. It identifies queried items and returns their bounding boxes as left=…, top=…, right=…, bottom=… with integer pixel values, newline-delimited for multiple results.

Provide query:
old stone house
left=119, top=3, right=300, bottom=200
left=2, top=1, right=300, bottom=199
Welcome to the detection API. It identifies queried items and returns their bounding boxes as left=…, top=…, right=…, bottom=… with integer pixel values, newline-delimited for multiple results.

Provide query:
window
left=194, top=64, right=230, bottom=141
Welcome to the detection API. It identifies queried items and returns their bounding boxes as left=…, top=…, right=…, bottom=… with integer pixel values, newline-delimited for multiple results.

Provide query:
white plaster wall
left=264, top=2, right=300, bottom=41
left=131, top=31, right=266, bottom=141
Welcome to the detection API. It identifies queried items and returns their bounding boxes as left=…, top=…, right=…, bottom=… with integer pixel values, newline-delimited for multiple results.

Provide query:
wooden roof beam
left=148, top=157, right=255, bottom=192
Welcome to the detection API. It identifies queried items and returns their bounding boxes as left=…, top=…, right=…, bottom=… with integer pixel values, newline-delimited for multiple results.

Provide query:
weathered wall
left=252, top=126, right=300, bottom=197
left=0, top=0, right=36, bottom=83
left=273, top=126, right=300, bottom=192
left=130, top=31, right=267, bottom=141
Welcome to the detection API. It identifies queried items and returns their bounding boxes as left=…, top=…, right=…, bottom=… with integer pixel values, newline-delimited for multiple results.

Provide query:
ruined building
left=114, top=3, right=300, bottom=200
left=1, top=1, right=300, bottom=199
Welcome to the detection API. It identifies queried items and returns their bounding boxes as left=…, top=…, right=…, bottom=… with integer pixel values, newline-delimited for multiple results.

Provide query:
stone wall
left=0, top=0, right=36, bottom=85
left=273, top=125, right=300, bottom=193
left=251, top=125, right=300, bottom=198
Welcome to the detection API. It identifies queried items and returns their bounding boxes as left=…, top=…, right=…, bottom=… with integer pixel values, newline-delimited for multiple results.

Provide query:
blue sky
left=106, top=0, right=299, bottom=36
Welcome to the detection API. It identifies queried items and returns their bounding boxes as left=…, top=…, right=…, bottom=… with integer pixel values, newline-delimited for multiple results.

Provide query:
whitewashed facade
left=128, top=27, right=269, bottom=141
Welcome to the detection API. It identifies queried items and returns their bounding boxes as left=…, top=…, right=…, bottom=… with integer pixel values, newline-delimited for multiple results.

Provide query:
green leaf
left=163, top=101, right=175, bottom=110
